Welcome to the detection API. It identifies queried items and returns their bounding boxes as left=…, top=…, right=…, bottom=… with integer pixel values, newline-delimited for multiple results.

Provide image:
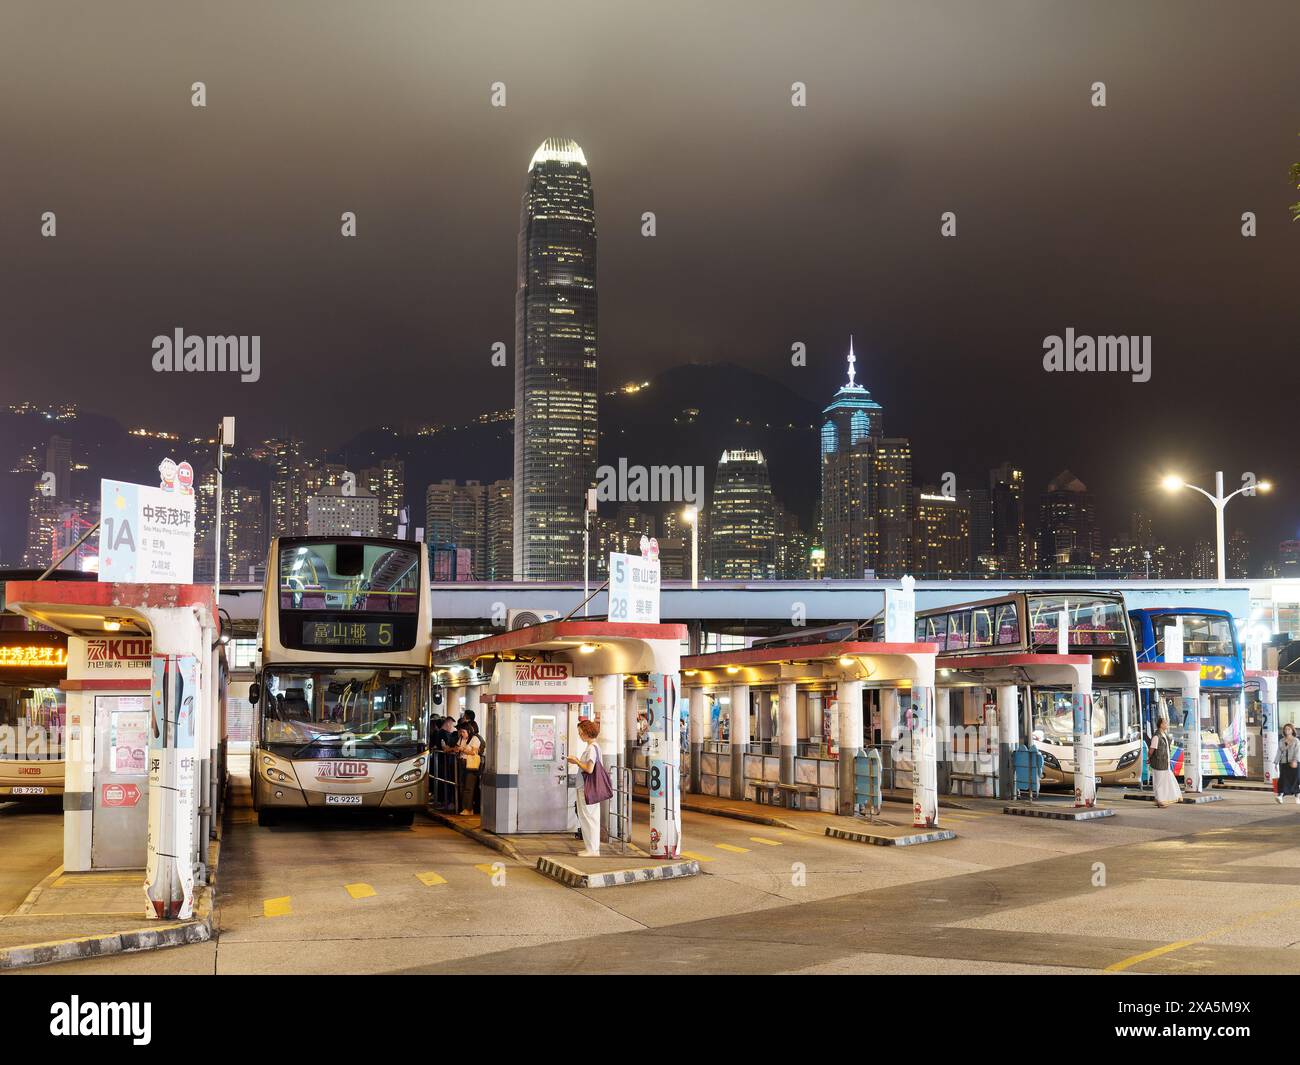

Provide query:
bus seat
left=282, top=688, right=311, bottom=721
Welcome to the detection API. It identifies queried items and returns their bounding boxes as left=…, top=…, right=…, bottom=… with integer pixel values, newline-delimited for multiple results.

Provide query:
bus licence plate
left=12, top=786, right=46, bottom=795
left=325, top=794, right=362, bottom=805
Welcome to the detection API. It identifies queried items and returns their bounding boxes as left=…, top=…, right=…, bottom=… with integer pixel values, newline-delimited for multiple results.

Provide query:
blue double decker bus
left=1129, top=607, right=1247, bottom=780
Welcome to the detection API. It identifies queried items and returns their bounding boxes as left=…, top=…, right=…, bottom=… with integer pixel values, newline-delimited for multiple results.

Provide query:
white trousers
left=575, top=795, right=601, bottom=854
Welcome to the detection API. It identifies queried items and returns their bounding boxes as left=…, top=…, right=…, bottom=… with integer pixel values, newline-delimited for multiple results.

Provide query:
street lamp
left=1161, top=472, right=1272, bottom=584
left=682, top=507, right=699, bottom=590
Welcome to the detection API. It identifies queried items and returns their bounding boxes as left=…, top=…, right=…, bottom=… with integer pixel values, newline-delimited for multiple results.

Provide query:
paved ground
left=0, top=801, right=62, bottom=914
left=6, top=785, right=1300, bottom=974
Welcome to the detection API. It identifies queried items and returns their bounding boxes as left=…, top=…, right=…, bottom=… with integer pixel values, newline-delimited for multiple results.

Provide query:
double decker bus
left=917, top=592, right=1142, bottom=788
left=249, top=536, right=431, bottom=826
left=0, top=630, right=68, bottom=803
left=1129, top=607, right=1246, bottom=781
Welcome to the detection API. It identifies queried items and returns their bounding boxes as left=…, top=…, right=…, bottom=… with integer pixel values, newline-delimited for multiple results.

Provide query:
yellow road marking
left=749, top=836, right=782, bottom=846
left=679, top=850, right=715, bottom=863
left=474, top=862, right=505, bottom=875
left=1107, top=897, right=1300, bottom=972
left=263, top=896, right=292, bottom=917
left=416, top=871, right=447, bottom=887
left=715, top=843, right=750, bottom=854
left=345, top=882, right=376, bottom=899
left=52, top=874, right=141, bottom=887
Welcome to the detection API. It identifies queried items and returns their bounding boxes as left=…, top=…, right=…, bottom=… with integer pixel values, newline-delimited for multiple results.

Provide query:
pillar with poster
left=645, top=671, right=681, bottom=858
left=145, top=652, right=200, bottom=919
left=908, top=685, right=939, bottom=827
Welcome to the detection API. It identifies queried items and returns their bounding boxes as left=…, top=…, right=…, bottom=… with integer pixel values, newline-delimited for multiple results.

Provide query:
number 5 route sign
left=99, top=478, right=196, bottom=584
left=608, top=551, right=660, bottom=624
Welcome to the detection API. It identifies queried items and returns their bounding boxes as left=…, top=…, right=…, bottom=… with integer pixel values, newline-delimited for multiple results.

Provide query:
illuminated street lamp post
left=1161, top=472, right=1271, bottom=584
left=682, top=507, right=699, bottom=590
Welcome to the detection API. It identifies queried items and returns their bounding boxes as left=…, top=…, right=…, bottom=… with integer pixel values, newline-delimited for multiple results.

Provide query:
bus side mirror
left=248, top=683, right=260, bottom=705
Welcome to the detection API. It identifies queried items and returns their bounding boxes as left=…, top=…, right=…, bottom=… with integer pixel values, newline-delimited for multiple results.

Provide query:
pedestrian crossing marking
left=679, top=850, right=715, bottom=863
left=715, top=843, right=750, bottom=854
left=416, top=871, right=448, bottom=886
left=749, top=836, right=782, bottom=846
left=263, top=896, right=292, bottom=917
left=345, top=882, right=376, bottom=899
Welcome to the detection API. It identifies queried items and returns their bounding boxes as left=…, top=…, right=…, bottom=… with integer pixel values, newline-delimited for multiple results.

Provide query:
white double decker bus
left=250, top=536, right=431, bottom=826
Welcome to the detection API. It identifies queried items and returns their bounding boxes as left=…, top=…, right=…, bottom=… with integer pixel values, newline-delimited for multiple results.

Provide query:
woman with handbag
left=1276, top=723, right=1300, bottom=804
left=1149, top=716, right=1181, bottom=808
left=454, top=727, right=483, bottom=816
left=566, top=718, right=611, bottom=856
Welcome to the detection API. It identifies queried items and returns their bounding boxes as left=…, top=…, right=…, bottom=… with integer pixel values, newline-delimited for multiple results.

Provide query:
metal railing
left=428, top=749, right=466, bottom=812
left=602, top=762, right=635, bottom=854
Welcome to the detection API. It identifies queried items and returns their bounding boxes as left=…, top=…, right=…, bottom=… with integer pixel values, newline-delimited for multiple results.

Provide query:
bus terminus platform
left=433, top=620, right=688, bottom=857
left=678, top=639, right=941, bottom=825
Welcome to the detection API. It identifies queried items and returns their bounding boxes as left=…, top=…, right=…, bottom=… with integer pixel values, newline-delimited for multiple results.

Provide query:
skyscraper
left=708, top=450, right=776, bottom=580
left=1036, top=470, right=1100, bottom=575
left=989, top=463, right=1027, bottom=572
left=820, top=338, right=882, bottom=578
left=513, top=138, right=598, bottom=581
left=360, top=459, right=405, bottom=539
left=425, top=480, right=486, bottom=578
left=913, top=491, right=971, bottom=576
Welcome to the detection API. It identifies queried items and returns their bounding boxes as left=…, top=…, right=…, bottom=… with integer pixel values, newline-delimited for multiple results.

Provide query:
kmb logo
left=514, top=664, right=569, bottom=681
left=316, top=761, right=369, bottom=781
left=86, top=638, right=151, bottom=663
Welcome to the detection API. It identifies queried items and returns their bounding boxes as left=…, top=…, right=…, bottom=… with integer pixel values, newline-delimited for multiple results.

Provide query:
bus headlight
left=394, top=768, right=424, bottom=785
left=1116, top=749, right=1138, bottom=769
left=1040, top=750, right=1061, bottom=770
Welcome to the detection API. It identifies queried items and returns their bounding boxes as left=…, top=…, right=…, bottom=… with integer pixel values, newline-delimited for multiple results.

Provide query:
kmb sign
left=102, top=783, right=141, bottom=807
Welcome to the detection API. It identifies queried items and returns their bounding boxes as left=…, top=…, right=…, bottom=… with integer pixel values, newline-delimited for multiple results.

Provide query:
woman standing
left=1149, top=716, right=1181, bottom=808
left=454, top=726, right=483, bottom=816
left=1276, top=723, right=1300, bottom=804
left=565, top=719, right=607, bottom=856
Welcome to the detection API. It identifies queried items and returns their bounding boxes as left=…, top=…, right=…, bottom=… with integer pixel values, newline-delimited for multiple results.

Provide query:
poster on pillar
left=1071, top=695, right=1097, bottom=807
left=645, top=672, right=681, bottom=858
left=909, top=689, right=939, bottom=827
left=144, top=653, right=199, bottom=920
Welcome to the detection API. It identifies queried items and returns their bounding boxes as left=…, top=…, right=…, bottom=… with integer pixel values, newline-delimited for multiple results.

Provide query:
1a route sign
left=98, top=471, right=195, bottom=583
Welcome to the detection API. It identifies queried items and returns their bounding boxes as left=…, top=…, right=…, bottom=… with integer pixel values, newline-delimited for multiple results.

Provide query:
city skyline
left=1, top=1, right=1294, bottom=554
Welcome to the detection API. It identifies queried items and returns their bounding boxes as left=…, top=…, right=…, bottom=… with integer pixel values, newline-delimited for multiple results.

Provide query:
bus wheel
left=257, top=809, right=277, bottom=827
left=391, top=811, right=415, bottom=827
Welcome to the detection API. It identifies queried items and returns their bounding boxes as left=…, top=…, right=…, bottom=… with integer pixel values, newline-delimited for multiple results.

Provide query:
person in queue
left=452, top=726, right=483, bottom=815
left=1276, top=722, right=1300, bottom=805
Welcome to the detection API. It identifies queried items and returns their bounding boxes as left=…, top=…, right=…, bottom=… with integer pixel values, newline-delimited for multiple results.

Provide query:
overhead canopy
left=681, top=641, right=939, bottom=687
left=1138, top=661, right=1201, bottom=697
left=3, top=580, right=216, bottom=638
left=433, top=620, right=687, bottom=682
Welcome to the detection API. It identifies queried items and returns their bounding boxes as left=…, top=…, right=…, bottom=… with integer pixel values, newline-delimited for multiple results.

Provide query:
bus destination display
left=302, top=621, right=394, bottom=650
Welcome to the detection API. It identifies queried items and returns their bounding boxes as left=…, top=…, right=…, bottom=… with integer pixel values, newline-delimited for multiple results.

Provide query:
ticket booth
left=4, top=580, right=220, bottom=918
left=481, top=660, right=589, bottom=834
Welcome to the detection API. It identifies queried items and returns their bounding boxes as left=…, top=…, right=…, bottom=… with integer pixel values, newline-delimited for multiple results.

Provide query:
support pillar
left=729, top=684, right=750, bottom=800
left=996, top=684, right=1018, bottom=799
left=836, top=679, right=864, bottom=814
left=880, top=687, right=900, bottom=791
left=935, top=687, right=951, bottom=796
left=778, top=680, right=797, bottom=785
left=1072, top=677, right=1096, bottom=807
left=625, top=685, right=641, bottom=779
left=465, top=684, right=483, bottom=728
left=591, top=674, right=624, bottom=839
left=688, top=686, right=706, bottom=793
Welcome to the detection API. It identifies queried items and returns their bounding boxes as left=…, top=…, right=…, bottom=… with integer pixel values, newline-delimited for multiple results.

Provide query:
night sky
left=1, top=1, right=1296, bottom=549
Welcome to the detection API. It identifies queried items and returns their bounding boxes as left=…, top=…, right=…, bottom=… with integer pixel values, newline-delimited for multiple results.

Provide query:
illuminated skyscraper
left=708, top=450, right=776, bottom=580
left=513, top=138, right=598, bottom=581
left=819, top=339, right=910, bottom=577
